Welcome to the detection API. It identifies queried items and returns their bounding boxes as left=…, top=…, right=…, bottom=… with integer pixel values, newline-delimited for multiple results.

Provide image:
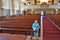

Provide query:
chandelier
left=40, top=0, right=48, bottom=5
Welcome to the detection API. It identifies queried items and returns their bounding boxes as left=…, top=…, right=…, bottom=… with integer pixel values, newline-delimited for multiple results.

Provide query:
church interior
left=0, top=0, right=60, bottom=40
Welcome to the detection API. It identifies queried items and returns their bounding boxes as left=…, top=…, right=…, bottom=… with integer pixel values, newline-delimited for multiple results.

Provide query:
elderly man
left=32, top=20, right=40, bottom=39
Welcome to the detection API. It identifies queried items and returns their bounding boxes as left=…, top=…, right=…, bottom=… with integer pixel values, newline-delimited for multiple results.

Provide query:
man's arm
left=37, top=23, right=40, bottom=29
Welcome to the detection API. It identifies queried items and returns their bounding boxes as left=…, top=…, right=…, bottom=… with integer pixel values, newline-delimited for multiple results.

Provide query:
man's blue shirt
left=32, top=22, right=40, bottom=31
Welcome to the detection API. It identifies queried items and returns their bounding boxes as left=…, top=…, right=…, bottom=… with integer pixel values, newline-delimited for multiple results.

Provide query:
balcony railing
left=25, top=5, right=60, bottom=9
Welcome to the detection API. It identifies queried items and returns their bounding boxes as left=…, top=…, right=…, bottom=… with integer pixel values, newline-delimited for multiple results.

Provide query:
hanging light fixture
left=22, top=0, right=25, bottom=1
left=40, top=0, right=48, bottom=3
left=40, top=0, right=48, bottom=5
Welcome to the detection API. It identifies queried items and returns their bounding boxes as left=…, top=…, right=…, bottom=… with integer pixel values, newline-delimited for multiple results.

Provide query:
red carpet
left=43, top=16, right=60, bottom=40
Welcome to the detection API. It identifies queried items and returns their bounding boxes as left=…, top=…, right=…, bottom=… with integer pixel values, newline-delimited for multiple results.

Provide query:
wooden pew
left=48, top=14, right=60, bottom=27
left=0, top=14, right=41, bottom=35
left=0, top=16, right=6, bottom=21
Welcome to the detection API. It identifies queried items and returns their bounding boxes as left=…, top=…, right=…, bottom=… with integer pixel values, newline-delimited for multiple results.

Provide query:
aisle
left=43, top=16, right=60, bottom=40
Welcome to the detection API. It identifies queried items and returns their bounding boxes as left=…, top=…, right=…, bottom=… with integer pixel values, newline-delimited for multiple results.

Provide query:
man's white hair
left=35, top=20, right=37, bottom=23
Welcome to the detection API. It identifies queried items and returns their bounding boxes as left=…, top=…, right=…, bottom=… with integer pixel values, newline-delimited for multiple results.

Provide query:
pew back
left=0, top=14, right=41, bottom=35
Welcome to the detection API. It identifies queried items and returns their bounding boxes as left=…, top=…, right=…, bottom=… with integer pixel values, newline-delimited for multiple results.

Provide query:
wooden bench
left=48, top=14, right=60, bottom=27
left=0, top=14, right=41, bottom=35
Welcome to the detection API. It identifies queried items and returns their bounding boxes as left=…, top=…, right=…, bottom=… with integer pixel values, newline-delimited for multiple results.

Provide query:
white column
left=40, top=11, right=44, bottom=40
left=2, top=0, right=10, bottom=17
left=20, top=0, right=25, bottom=15
left=2, top=0, right=10, bottom=9
left=19, top=0, right=20, bottom=14
left=41, top=11, right=44, bottom=15
left=0, top=8, right=1, bottom=16
left=32, top=9, right=34, bottom=14
left=13, top=0, right=19, bottom=15
left=0, top=0, right=1, bottom=16
left=9, top=0, right=13, bottom=16
left=14, top=9, right=16, bottom=15
left=55, top=9, right=58, bottom=14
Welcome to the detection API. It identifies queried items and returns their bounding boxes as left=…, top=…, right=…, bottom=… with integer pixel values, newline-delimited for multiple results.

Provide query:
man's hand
left=33, top=28, right=36, bottom=31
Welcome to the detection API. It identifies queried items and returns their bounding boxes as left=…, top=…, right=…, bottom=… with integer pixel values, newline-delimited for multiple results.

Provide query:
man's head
left=35, top=20, right=38, bottom=23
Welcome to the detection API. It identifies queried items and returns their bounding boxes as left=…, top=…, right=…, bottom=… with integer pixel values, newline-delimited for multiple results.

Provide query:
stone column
left=18, top=0, right=20, bottom=15
left=32, top=9, right=35, bottom=14
left=40, top=11, right=44, bottom=40
left=0, top=0, right=2, bottom=15
left=0, top=0, right=1, bottom=16
left=20, top=0, right=25, bottom=15
left=9, top=0, right=14, bottom=16
left=0, top=0, right=2, bottom=16
left=55, top=9, right=58, bottom=14
left=0, top=8, right=1, bottom=16
left=2, top=0, right=10, bottom=17
left=13, top=0, right=19, bottom=16
left=41, top=11, right=44, bottom=16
